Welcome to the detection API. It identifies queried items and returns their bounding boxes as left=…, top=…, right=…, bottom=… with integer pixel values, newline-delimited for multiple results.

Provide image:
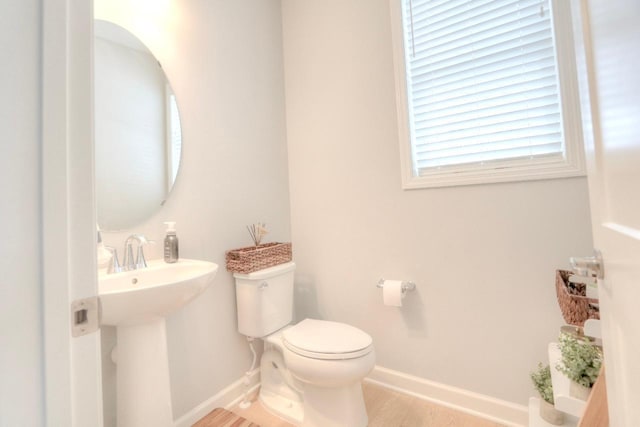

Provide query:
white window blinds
left=401, top=0, right=564, bottom=173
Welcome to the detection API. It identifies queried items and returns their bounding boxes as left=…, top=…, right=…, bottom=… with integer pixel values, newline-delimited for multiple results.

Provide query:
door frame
left=42, top=0, right=103, bottom=425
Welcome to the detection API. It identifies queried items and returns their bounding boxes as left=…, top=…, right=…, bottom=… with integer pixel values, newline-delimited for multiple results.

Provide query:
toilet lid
left=282, top=319, right=373, bottom=360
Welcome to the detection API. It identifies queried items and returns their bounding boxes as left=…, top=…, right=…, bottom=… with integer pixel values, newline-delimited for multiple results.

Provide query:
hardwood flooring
left=211, top=382, right=506, bottom=427
left=361, top=382, right=504, bottom=427
left=193, top=407, right=260, bottom=427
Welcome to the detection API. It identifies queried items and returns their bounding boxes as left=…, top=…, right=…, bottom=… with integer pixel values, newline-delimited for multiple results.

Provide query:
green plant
left=531, top=363, right=555, bottom=404
left=556, top=333, right=603, bottom=388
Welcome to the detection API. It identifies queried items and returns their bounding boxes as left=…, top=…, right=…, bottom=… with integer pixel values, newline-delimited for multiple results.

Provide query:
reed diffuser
left=247, top=222, right=268, bottom=246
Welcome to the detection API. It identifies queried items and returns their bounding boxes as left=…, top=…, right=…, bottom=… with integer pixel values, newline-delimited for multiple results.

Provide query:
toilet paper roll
left=382, top=280, right=404, bottom=307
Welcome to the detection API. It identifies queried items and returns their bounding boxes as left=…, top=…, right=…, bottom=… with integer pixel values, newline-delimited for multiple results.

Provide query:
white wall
left=0, top=0, right=44, bottom=425
left=94, top=0, right=290, bottom=424
left=281, top=0, right=594, bottom=405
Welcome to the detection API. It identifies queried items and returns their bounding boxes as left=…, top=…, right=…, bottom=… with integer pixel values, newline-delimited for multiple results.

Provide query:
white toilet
left=234, top=261, right=375, bottom=427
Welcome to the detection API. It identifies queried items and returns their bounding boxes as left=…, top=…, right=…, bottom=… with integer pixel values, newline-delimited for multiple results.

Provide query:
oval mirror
left=94, top=20, right=182, bottom=231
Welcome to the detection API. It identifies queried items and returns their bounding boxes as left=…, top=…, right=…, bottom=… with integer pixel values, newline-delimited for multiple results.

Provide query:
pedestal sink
left=99, top=259, right=218, bottom=427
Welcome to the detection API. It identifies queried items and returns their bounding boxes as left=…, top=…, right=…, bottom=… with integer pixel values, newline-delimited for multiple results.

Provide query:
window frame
left=390, top=0, right=586, bottom=189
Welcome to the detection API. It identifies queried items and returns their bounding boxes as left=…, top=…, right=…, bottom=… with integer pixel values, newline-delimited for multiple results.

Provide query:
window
left=167, top=91, right=182, bottom=187
left=391, top=0, right=585, bottom=188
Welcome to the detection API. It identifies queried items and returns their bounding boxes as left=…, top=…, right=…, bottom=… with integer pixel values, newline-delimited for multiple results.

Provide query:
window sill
left=401, top=158, right=586, bottom=189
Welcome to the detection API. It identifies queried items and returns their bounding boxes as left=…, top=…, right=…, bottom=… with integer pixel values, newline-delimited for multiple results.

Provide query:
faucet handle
left=134, top=237, right=155, bottom=269
left=135, top=245, right=148, bottom=269
left=105, top=246, right=122, bottom=274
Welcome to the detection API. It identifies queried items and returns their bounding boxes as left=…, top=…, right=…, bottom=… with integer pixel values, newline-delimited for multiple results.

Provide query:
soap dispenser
left=163, top=221, right=179, bottom=263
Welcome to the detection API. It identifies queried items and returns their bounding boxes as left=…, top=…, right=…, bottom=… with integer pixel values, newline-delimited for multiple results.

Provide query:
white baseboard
left=174, top=369, right=260, bottom=427
left=175, top=365, right=528, bottom=427
left=365, top=366, right=528, bottom=427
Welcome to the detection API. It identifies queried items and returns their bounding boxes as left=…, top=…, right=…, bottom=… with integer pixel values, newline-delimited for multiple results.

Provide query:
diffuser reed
left=247, top=222, right=268, bottom=246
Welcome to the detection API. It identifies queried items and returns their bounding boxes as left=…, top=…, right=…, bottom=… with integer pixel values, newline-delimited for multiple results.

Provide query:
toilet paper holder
left=376, top=279, right=416, bottom=293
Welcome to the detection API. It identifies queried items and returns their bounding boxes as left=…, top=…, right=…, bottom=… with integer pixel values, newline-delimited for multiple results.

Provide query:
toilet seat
left=282, top=319, right=373, bottom=360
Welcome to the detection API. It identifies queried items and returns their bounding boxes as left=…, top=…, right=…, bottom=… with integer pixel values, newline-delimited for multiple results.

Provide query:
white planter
left=539, top=399, right=565, bottom=425
left=569, top=381, right=591, bottom=401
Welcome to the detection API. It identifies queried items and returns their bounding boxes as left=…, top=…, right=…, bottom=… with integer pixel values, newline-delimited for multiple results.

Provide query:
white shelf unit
left=528, top=397, right=579, bottom=427
left=548, top=342, right=587, bottom=418
left=529, top=321, right=601, bottom=424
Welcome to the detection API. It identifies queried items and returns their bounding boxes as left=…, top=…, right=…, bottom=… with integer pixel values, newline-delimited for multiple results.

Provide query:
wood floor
left=222, top=382, right=506, bottom=427
left=193, top=407, right=260, bottom=427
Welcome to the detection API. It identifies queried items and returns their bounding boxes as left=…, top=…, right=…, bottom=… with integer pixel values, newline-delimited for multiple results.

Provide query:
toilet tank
left=234, top=261, right=296, bottom=338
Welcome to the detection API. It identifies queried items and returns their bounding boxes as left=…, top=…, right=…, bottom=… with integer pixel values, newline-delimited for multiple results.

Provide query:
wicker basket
left=225, top=242, right=292, bottom=274
left=555, top=269, right=600, bottom=326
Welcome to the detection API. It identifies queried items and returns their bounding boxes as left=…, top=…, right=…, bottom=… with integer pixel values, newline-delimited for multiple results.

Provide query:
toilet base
left=258, top=349, right=303, bottom=425
left=301, top=382, right=368, bottom=427
left=259, top=389, right=303, bottom=425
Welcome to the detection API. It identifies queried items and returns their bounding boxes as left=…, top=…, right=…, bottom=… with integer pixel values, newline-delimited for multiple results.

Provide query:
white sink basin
left=98, top=258, right=218, bottom=427
left=99, top=258, right=218, bottom=326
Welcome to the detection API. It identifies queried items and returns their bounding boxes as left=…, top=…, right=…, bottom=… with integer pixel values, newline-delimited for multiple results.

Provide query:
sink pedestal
left=99, top=259, right=219, bottom=426
left=116, top=319, right=173, bottom=427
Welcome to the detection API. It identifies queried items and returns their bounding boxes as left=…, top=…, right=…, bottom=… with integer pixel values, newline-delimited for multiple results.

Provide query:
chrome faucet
left=122, top=234, right=151, bottom=271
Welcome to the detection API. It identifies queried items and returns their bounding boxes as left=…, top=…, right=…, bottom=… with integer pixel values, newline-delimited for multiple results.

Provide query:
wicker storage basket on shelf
left=225, top=242, right=292, bottom=274
left=555, top=269, right=600, bottom=326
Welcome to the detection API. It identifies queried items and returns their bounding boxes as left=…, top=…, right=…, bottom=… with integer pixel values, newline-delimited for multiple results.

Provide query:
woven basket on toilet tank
left=555, top=269, right=600, bottom=327
left=225, top=242, right=292, bottom=274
